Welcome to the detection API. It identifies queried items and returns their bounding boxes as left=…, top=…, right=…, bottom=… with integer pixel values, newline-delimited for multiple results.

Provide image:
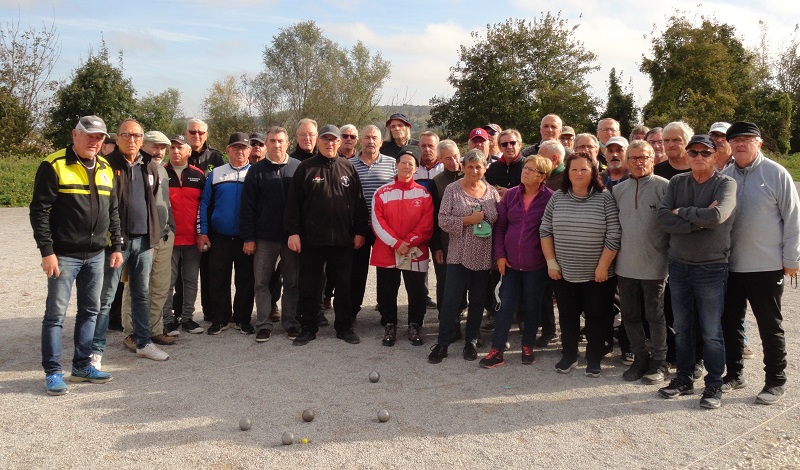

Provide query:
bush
left=0, top=153, right=40, bottom=207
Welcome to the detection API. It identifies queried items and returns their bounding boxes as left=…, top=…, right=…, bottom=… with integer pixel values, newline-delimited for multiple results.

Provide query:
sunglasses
left=687, top=149, right=714, bottom=158
left=500, top=141, right=518, bottom=148
left=187, top=130, right=206, bottom=136
left=251, top=142, right=265, bottom=147
left=341, top=134, right=358, bottom=140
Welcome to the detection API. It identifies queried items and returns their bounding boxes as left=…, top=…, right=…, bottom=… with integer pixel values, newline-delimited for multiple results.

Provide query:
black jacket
left=485, top=157, right=524, bottom=189
left=189, top=143, right=225, bottom=175
left=284, top=154, right=369, bottom=247
left=105, top=149, right=163, bottom=250
left=289, top=146, right=316, bottom=162
left=380, top=138, right=419, bottom=158
left=240, top=156, right=300, bottom=243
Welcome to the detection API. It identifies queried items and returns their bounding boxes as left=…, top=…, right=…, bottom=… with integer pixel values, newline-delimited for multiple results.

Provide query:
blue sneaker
left=45, top=373, right=68, bottom=396
left=69, top=365, right=112, bottom=384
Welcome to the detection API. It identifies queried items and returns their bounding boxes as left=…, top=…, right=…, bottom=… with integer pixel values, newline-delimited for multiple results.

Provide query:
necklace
left=79, top=157, right=96, bottom=170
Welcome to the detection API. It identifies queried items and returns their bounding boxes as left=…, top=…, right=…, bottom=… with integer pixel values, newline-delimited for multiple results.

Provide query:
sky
left=2, top=0, right=799, bottom=123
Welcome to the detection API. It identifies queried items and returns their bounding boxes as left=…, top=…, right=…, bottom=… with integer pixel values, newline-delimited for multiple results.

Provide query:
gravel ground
left=1, top=205, right=799, bottom=469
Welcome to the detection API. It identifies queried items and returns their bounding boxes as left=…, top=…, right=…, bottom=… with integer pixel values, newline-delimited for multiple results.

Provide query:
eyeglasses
left=297, top=133, right=317, bottom=139
left=341, top=134, right=358, bottom=140
left=729, top=136, right=759, bottom=145
left=500, top=141, right=518, bottom=148
left=187, top=130, right=206, bottom=136
left=628, top=156, right=653, bottom=163
left=522, top=166, right=546, bottom=175
left=118, top=133, right=143, bottom=140
left=687, top=149, right=714, bottom=158
left=598, top=127, right=617, bottom=133
left=646, top=139, right=663, bottom=146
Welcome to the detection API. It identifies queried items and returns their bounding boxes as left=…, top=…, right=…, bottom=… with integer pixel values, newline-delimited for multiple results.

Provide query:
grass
left=768, top=152, right=800, bottom=181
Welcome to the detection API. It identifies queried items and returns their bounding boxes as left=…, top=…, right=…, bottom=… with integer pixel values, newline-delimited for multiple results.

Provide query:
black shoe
left=425, top=297, right=437, bottom=309
left=318, top=312, right=330, bottom=327
left=622, top=356, right=650, bottom=382
left=286, top=326, right=300, bottom=340
left=236, top=322, right=255, bottom=335
left=463, top=342, right=478, bottom=361
left=382, top=323, right=397, bottom=347
left=107, top=322, right=124, bottom=332
left=521, top=345, right=535, bottom=365
left=658, top=377, right=694, bottom=399
left=555, top=355, right=578, bottom=373
left=207, top=323, right=229, bottom=335
left=699, top=386, right=722, bottom=409
left=479, top=348, right=505, bottom=368
left=534, top=333, right=556, bottom=347
left=452, top=323, right=463, bottom=341
left=692, top=360, right=705, bottom=381
left=255, top=329, right=271, bottom=343
left=585, top=359, right=601, bottom=378
left=755, top=385, right=785, bottom=405
left=182, top=319, right=204, bottom=334
left=642, top=360, right=669, bottom=385
left=720, top=376, right=747, bottom=393
left=165, top=319, right=181, bottom=337
left=293, top=329, right=316, bottom=346
left=336, top=328, right=361, bottom=344
left=428, top=344, right=448, bottom=364
left=408, top=323, right=424, bottom=346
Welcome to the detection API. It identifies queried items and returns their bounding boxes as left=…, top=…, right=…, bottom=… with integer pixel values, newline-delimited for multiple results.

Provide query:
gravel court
left=1, top=205, right=799, bottom=469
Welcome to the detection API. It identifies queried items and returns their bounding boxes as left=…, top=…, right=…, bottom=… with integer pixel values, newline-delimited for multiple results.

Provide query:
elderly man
left=163, top=135, right=206, bottom=336
left=240, top=126, right=302, bottom=342
left=613, top=140, right=670, bottom=383
left=483, top=123, right=503, bottom=162
left=595, top=118, right=621, bottom=165
left=286, top=124, right=369, bottom=346
left=574, top=133, right=603, bottom=169
left=559, top=126, right=575, bottom=151
left=414, top=131, right=443, bottom=190
left=720, top=122, right=800, bottom=405
left=600, top=136, right=630, bottom=189
left=380, top=113, right=418, bottom=157
left=709, top=122, right=733, bottom=171
left=101, top=134, right=117, bottom=157
left=486, top=129, right=525, bottom=198
left=654, top=121, right=692, bottom=180
left=537, top=140, right=566, bottom=191
left=338, top=124, right=359, bottom=159
left=629, top=125, right=650, bottom=143
left=657, top=134, right=736, bottom=409
left=522, top=114, right=563, bottom=157
left=30, top=116, right=122, bottom=394
left=290, top=118, right=318, bottom=162
left=198, top=133, right=254, bottom=336
left=93, top=119, right=170, bottom=364
left=249, top=132, right=267, bottom=165
left=645, top=127, right=666, bottom=164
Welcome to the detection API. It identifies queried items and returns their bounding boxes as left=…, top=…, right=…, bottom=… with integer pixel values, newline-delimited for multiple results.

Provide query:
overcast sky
left=2, top=0, right=798, bottom=122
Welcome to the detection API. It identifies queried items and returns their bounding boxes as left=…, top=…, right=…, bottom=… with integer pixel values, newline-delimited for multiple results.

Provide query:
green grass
left=767, top=152, right=800, bottom=181
left=0, top=154, right=41, bottom=207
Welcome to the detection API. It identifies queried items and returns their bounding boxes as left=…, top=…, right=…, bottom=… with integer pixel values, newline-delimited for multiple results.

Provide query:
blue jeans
left=668, top=261, right=727, bottom=388
left=41, top=252, right=105, bottom=374
left=93, top=236, right=153, bottom=353
left=491, top=267, right=547, bottom=350
left=437, top=264, right=489, bottom=346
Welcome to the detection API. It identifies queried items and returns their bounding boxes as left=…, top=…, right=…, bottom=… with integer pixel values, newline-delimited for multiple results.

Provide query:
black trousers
left=554, top=278, right=617, bottom=362
left=297, top=245, right=354, bottom=334
left=722, top=270, right=787, bottom=386
left=539, top=279, right=556, bottom=336
left=350, top=231, right=375, bottom=317
left=377, top=267, right=427, bottom=326
left=207, top=233, right=254, bottom=325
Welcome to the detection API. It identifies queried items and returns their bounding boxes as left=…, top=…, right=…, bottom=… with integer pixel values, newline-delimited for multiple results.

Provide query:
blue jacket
left=200, top=163, right=250, bottom=237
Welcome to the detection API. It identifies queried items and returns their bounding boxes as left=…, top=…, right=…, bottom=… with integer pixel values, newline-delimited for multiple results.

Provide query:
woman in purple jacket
left=480, top=155, right=554, bottom=368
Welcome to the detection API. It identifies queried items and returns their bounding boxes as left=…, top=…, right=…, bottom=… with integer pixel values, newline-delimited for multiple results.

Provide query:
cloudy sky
left=2, top=0, right=798, bottom=120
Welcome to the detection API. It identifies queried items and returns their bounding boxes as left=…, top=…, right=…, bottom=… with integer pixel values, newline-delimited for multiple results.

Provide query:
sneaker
left=622, top=356, right=650, bottom=382
left=425, top=297, right=437, bottom=309
left=69, top=365, right=112, bottom=383
left=692, top=360, right=705, bottom=381
left=621, top=352, right=635, bottom=366
left=336, top=328, right=360, bottom=344
left=408, top=323, right=424, bottom=346
left=45, top=373, right=68, bottom=395
left=151, top=334, right=176, bottom=345
left=89, top=354, right=102, bottom=371
left=585, top=359, right=602, bottom=378
left=286, top=327, right=300, bottom=340
left=428, top=344, right=448, bottom=364
left=269, top=306, right=281, bottom=322
left=642, top=360, right=669, bottom=385
left=521, top=345, right=535, bottom=365
left=534, top=333, right=556, bottom=347
left=382, top=323, right=397, bottom=347
left=463, top=342, right=478, bottom=361
left=555, top=355, right=578, bottom=374
left=323, top=297, right=333, bottom=310
left=480, top=317, right=495, bottom=332
left=318, top=312, right=330, bottom=327
left=255, top=329, right=271, bottom=343
left=755, top=385, right=785, bottom=405
left=720, top=376, right=747, bottom=393
left=658, top=377, right=694, bottom=399
left=742, top=345, right=755, bottom=359
left=236, top=322, right=255, bottom=335
left=207, top=323, right=229, bottom=335
left=479, top=348, right=505, bottom=368
left=182, top=319, right=204, bottom=334
left=165, top=319, right=181, bottom=336
left=293, top=329, right=316, bottom=346
left=123, top=334, right=136, bottom=352
left=699, top=386, right=722, bottom=409
left=136, top=342, right=169, bottom=361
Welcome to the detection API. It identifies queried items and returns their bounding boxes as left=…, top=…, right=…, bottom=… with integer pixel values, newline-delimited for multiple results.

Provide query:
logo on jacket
left=340, top=175, right=350, bottom=187
left=101, top=174, right=110, bottom=186
left=413, top=199, right=421, bottom=207
left=313, top=176, right=324, bottom=184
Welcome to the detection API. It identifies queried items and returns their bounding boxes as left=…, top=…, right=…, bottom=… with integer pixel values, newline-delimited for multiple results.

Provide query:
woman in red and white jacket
left=370, top=146, right=434, bottom=348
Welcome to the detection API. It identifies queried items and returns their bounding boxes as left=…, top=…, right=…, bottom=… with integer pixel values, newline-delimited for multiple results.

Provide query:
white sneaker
left=89, top=354, right=102, bottom=370
left=136, top=342, right=169, bottom=361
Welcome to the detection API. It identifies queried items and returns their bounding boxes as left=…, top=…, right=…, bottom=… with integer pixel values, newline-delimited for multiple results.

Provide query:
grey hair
left=340, top=124, right=357, bottom=135
left=437, top=139, right=459, bottom=154
left=539, top=139, right=565, bottom=160
left=663, top=121, right=694, bottom=144
left=296, top=118, right=318, bottom=131
left=463, top=148, right=487, bottom=167
left=361, top=124, right=381, bottom=135
left=186, top=118, right=208, bottom=132
left=574, top=133, right=599, bottom=147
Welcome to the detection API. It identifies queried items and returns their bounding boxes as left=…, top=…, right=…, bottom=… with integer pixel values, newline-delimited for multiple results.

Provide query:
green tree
left=603, top=68, right=637, bottom=138
left=0, top=86, right=31, bottom=154
left=138, top=87, right=184, bottom=136
left=46, top=42, right=137, bottom=148
left=428, top=14, right=600, bottom=143
left=201, top=75, right=254, bottom=150
left=775, top=26, right=800, bottom=152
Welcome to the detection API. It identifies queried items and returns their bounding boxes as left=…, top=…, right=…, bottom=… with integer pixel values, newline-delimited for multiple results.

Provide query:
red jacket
left=370, top=176, right=434, bottom=271
left=165, top=163, right=206, bottom=246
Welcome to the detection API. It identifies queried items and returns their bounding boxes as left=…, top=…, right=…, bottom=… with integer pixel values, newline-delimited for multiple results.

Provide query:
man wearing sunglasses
left=249, top=132, right=267, bottom=165
left=338, top=124, right=359, bottom=159
left=185, top=118, right=224, bottom=176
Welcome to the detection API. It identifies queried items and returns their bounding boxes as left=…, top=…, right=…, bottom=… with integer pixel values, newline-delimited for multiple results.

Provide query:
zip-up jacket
left=30, top=145, right=122, bottom=258
left=141, top=150, right=175, bottom=239
left=240, top=155, right=300, bottom=243
left=200, top=163, right=250, bottom=237
left=105, top=149, right=162, bottom=250
left=165, top=163, right=205, bottom=246
left=284, top=154, right=369, bottom=247
left=370, top=176, right=434, bottom=271
left=486, top=156, right=523, bottom=189
left=493, top=184, right=553, bottom=271
left=189, top=142, right=225, bottom=175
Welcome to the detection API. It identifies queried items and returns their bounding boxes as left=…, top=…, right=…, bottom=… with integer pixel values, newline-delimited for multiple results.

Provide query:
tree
left=201, top=75, right=254, bottom=150
left=46, top=42, right=138, bottom=148
left=428, top=14, right=601, bottom=143
left=0, top=18, right=60, bottom=138
left=138, top=87, right=184, bottom=136
left=775, top=26, right=800, bottom=152
left=256, top=21, right=390, bottom=132
left=603, top=68, right=637, bottom=138
left=0, top=87, right=31, bottom=153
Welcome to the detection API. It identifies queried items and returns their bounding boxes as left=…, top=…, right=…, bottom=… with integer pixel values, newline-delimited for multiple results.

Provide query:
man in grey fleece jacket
left=720, top=122, right=800, bottom=405
left=656, top=134, right=736, bottom=409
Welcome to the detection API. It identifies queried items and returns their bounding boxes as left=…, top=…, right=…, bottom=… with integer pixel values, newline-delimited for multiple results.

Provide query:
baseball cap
left=686, top=134, right=717, bottom=150
left=385, top=113, right=412, bottom=129
left=227, top=132, right=250, bottom=147
left=75, top=115, right=109, bottom=137
left=143, top=131, right=170, bottom=145
left=605, top=136, right=629, bottom=149
left=482, top=123, right=501, bottom=135
left=561, top=126, right=575, bottom=137
left=469, top=128, right=489, bottom=141
left=708, top=122, right=731, bottom=134
left=170, top=135, right=190, bottom=146
left=249, top=132, right=266, bottom=144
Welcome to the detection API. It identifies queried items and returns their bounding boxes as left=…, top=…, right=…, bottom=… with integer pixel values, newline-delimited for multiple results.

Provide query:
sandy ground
left=1, top=205, right=799, bottom=469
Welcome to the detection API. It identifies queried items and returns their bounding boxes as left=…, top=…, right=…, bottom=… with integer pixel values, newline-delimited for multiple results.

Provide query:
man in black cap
left=657, top=134, right=736, bottom=409
left=720, top=122, right=800, bottom=405
left=198, top=132, right=255, bottom=336
left=380, top=113, right=418, bottom=158
left=285, top=124, right=369, bottom=346
left=249, top=132, right=267, bottom=165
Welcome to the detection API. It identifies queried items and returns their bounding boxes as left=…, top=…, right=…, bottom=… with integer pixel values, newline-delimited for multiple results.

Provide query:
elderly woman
left=540, top=152, right=621, bottom=377
left=480, top=155, right=554, bottom=368
left=428, top=149, right=500, bottom=364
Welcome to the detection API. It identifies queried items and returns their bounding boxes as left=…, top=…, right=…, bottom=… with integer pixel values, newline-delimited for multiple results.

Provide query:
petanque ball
left=239, top=417, right=252, bottom=431
left=282, top=431, right=294, bottom=445
left=369, top=371, right=380, bottom=383
left=302, top=409, right=315, bottom=422
left=377, top=409, right=390, bottom=422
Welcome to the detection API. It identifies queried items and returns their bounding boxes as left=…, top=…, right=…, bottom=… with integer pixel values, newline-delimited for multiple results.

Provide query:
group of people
left=31, top=112, right=798, bottom=411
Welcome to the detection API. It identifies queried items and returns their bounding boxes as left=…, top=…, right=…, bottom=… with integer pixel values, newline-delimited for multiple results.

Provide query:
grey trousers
left=254, top=239, right=300, bottom=331
left=164, top=244, right=201, bottom=323
left=617, top=275, right=667, bottom=361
